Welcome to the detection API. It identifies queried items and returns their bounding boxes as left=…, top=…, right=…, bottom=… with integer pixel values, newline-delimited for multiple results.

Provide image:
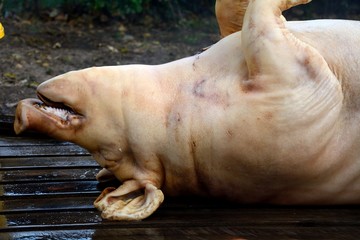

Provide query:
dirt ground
left=0, top=16, right=220, bottom=116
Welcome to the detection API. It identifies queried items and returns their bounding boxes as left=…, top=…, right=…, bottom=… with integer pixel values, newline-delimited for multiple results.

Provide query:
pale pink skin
left=14, top=0, right=360, bottom=220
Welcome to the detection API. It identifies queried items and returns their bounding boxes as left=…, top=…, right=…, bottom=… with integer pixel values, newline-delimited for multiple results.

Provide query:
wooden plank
left=1, top=199, right=360, bottom=228
left=1, top=226, right=360, bottom=240
left=0, top=206, right=346, bottom=229
left=1, top=205, right=360, bottom=236
left=0, top=156, right=97, bottom=169
left=0, top=115, right=15, bottom=136
left=0, top=144, right=89, bottom=157
left=0, top=136, right=70, bottom=146
left=0, top=196, right=96, bottom=213
left=0, top=181, right=101, bottom=197
left=0, top=168, right=100, bottom=183
left=0, top=133, right=89, bottom=157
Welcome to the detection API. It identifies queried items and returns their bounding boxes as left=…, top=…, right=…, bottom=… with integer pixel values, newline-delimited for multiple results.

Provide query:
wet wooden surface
left=1, top=115, right=360, bottom=239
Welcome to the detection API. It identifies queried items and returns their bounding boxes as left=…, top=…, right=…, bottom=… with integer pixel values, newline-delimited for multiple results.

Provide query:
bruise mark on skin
left=164, top=107, right=183, bottom=143
left=189, top=136, right=209, bottom=194
left=193, top=79, right=207, bottom=98
left=264, top=111, right=273, bottom=120
left=176, top=113, right=181, bottom=122
left=164, top=103, right=181, bottom=129
left=246, top=53, right=261, bottom=77
left=303, top=58, right=320, bottom=81
left=192, top=54, right=200, bottom=71
left=192, top=79, right=230, bottom=108
left=341, top=78, right=360, bottom=112
left=165, top=111, right=181, bottom=128
left=247, top=17, right=268, bottom=42
left=227, top=129, right=233, bottom=139
left=240, top=52, right=262, bottom=93
left=240, top=80, right=261, bottom=93
left=192, top=140, right=197, bottom=149
left=248, top=17, right=256, bottom=30
left=294, top=46, right=320, bottom=82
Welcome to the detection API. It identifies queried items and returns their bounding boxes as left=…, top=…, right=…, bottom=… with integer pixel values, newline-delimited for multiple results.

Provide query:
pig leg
left=241, top=0, right=341, bottom=96
left=94, top=180, right=164, bottom=220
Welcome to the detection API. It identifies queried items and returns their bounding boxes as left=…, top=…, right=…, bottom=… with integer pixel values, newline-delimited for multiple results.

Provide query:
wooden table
left=0, top=116, right=359, bottom=239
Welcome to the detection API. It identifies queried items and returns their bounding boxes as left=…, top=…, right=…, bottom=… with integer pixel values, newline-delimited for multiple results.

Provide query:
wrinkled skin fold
left=14, top=0, right=360, bottom=221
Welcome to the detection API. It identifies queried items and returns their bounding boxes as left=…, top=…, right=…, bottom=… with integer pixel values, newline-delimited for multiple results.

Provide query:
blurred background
left=1, top=0, right=359, bottom=22
left=0, top=0, right=359, bottom=116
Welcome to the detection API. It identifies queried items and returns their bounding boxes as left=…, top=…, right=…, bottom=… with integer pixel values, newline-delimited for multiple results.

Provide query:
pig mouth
left=14, top=92, right=86, bottom=135
left=34, top=92, right=84, bottom=124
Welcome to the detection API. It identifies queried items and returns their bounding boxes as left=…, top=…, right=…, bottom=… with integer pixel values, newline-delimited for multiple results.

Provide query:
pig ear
left=94, top=180, right=164, bottom=220
left=215, top=0, right=250, bottom=37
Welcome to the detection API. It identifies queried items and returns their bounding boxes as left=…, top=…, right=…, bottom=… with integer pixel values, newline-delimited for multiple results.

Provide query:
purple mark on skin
left=193, top=79, right=207, bottom=98
left=192, top=79, right=230, bottom=108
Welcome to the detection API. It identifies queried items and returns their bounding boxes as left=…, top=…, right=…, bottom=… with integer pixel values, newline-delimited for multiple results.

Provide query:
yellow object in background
left=0, top=22, right=4, bottom=39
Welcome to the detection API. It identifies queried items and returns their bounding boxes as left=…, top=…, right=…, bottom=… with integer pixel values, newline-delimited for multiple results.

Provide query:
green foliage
left=2, top=0, right=61, bottom=13
left=84, top=0, right=147, bottom=15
